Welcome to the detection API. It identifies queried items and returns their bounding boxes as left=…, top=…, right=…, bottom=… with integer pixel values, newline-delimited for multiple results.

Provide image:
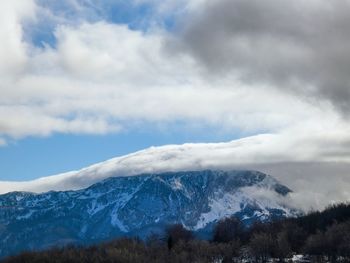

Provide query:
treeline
left=2, top=203, right=350, bottom=263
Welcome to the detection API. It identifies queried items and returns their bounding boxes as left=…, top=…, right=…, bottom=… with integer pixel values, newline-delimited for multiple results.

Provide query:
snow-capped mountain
left=0, top=170, right=296, bottom=258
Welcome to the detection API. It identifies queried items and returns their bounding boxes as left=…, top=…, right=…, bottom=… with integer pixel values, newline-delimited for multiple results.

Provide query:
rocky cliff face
left=0, top=170, right=296, bottom=258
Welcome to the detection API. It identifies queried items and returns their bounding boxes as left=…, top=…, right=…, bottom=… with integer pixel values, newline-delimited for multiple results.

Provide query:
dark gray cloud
left=172, top=0, right=350, bottom=112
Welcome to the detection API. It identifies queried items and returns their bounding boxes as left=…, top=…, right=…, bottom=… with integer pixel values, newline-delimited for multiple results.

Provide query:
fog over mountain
left=1, top=139, right=350, bottom=211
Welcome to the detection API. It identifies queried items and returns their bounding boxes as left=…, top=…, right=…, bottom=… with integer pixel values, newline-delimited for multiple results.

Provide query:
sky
left=1, top=0, right=350, bottom=209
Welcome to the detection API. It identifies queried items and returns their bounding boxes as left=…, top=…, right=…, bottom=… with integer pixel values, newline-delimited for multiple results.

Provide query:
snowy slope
left=0, top=170, right=296, bottom=258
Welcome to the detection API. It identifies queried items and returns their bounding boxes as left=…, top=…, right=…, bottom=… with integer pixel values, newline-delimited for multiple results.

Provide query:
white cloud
left=1, top=0, right=348, bottom=144
left=0, top=1, right=35, bottom=79
left=2, top=14, right=335, bottom=140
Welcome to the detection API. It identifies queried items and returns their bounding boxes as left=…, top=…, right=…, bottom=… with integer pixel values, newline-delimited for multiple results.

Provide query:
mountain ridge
left=0, top=170, right=297, bottom=258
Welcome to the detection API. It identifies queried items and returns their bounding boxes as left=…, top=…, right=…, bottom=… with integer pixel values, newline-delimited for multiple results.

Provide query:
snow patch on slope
left=194, top=185, right=292, bottom=230
left=194, top=191, right=244, bottom=230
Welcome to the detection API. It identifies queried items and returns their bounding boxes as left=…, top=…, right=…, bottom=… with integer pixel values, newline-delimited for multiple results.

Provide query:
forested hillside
left=2, top=203, right=350, bottom=263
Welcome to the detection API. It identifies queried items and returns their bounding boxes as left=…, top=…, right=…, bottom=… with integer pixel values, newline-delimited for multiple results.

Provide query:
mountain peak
left=0, top=170, right=296, bottom=258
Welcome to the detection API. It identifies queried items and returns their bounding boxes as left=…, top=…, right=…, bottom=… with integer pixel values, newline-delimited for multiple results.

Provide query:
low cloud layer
left=1, top=137, right=350, bottom=212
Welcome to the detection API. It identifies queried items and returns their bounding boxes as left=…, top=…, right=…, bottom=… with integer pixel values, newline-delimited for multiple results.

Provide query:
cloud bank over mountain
left=1, top=138, right=350, bottom=211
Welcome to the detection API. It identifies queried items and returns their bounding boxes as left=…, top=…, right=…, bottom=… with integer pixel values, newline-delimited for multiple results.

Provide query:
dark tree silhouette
left=165, top=224, right=193, bottom=250
left=248, top=233, right=275, bottom=262
left=213, top=216, right=244, bottom=243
